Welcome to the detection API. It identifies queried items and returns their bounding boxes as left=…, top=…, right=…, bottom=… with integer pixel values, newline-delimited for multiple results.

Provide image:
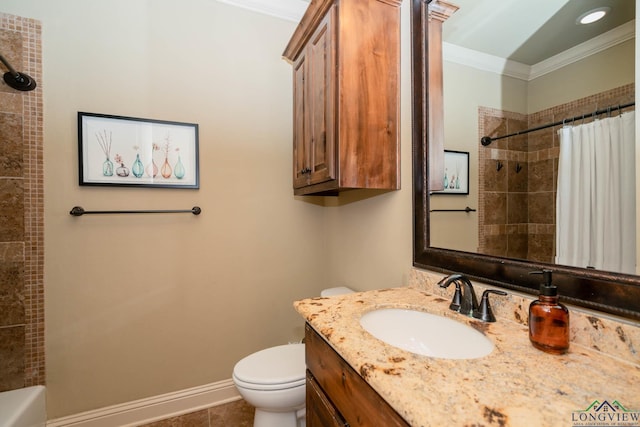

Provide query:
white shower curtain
left=556, top=111, right=636, bottom=274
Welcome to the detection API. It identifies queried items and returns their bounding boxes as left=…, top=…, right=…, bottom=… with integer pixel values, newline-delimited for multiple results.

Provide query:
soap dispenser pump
left=528, top=270, right=570, bottom=354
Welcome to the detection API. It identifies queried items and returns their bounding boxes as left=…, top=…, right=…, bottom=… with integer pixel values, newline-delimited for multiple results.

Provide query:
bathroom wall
left=527, top=40, right=635, bottom=113
left=429, top=61, right=529, bottom=253
left=0, top=13, right=44, bottom=391
left=1, top=0, right=329, bottom=419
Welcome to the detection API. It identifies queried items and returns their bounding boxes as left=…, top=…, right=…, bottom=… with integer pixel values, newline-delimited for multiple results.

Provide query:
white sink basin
left=359, top=308, right=494, bottom=359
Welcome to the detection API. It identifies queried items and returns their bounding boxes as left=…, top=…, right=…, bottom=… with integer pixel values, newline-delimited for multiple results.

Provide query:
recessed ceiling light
left=577, top=7, right=611, bottom=25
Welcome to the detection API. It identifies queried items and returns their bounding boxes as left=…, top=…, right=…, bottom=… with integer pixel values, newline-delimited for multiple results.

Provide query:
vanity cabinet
left=305, top=323, right=409, bottom=427
left=306, top=372, right=347, bottom=427
left=283, top=0, right=401, bottom=196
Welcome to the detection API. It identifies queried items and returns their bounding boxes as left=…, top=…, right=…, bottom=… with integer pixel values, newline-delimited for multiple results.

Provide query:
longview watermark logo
left=572, top=400, right=640, bottom=426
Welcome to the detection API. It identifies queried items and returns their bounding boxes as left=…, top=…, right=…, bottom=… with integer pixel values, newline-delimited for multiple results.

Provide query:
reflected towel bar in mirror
left=430, top=207, right=476, bottom=213
left=70, top=206, right=202, bottom=216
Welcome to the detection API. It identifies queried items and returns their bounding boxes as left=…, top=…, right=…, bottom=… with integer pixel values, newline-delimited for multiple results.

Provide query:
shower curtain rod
left=480, top=101, right=635, bottom=146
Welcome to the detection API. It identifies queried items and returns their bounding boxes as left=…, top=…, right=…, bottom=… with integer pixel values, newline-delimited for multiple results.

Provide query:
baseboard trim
left=46, top=379, right=241, bottom=427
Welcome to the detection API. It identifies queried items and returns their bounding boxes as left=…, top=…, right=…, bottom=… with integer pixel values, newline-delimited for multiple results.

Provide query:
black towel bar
left=429, top=206, right=476, bottom=213
left=70, top=206, right=201, bottom=216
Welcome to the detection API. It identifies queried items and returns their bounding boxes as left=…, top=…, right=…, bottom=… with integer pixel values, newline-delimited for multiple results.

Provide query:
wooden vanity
left=305, top=323, right=409, bottom=426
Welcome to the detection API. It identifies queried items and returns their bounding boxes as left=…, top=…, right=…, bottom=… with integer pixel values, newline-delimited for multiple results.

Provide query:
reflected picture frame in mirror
left=411, top=0, right=640, bottom=321
left=431, top=150, right=469, bottom=195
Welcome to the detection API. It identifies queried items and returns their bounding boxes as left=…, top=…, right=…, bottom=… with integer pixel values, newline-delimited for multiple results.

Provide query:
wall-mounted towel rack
left=70, top=206, right=202, bottom=216
left=430, top=206, right=476, bottom=213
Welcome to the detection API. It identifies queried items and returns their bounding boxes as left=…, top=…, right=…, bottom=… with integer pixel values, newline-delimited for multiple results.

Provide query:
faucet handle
left=472, top=290, right=507, bottom=322
left=448, top=281, right=462, bottom=312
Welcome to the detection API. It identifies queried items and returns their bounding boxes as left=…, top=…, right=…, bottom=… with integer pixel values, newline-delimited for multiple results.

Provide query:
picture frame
left=432, top=150, right=469, bottom=195
left=78, top=112, right=199, bottom=188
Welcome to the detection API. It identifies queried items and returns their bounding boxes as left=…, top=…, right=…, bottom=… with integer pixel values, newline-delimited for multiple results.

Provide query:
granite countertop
left=294, top=286, right=640, bottom=427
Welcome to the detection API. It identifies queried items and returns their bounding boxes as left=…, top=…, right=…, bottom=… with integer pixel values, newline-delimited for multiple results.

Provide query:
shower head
left=0, top=53, right=36, bottom=92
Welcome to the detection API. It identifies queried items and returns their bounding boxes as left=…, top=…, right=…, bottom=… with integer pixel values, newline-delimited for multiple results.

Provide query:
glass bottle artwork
left=443, top=169, right=449, bottom=189
left=132, top=154, right=144, bottom=178
left=174, top=156, right=185, bottom=179
left=146, top=158, right=158, bottom=178
left=103, top=157, right=114, bottom=176
left=161, top=157, right=172, bottom=179
left=115, top=154, right=129, bottom=177
left=96, top=129, right=113, bottom=177
left=116, top=164, right=129, bottom=177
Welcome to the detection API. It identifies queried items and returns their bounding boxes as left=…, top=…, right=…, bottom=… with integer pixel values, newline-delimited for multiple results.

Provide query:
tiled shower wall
left=478, top=83, right=635, bottom=263
left=0, top=13, right=44, bottom=391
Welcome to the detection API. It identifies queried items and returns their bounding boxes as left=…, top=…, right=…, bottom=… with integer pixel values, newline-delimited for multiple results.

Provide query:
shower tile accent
left=0, top=325, right=25, bottom=390
left=0, top=112, right=23, bottom=176
left=507, top=192, right=528, bottom=224
left=528, top=158, right=553, bottom=192
left=0, top=13, right=44, bottom=390
left=478, top=83, right=635, bottom=263
left=0, top=260, right=25, bottom=326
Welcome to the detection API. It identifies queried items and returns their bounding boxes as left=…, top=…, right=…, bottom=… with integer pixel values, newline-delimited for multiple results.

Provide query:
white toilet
left=232, top=287, right=354, bottom=427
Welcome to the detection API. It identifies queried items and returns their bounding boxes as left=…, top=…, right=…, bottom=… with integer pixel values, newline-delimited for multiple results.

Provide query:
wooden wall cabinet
left=305, top=324, right=410, bottom=426
left=283, top=0, right=402, bottom=196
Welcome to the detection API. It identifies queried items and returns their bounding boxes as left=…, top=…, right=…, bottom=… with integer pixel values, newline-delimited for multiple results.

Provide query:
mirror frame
left=411, top=0, right=640, bottom=321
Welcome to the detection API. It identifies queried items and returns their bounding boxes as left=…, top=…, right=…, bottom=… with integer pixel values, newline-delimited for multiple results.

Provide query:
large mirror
left=412, top=0, right=640, bottom=320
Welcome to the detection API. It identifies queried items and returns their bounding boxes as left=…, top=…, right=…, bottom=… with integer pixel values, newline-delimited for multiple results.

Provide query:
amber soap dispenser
left=528, top=270, right=570, bottom=354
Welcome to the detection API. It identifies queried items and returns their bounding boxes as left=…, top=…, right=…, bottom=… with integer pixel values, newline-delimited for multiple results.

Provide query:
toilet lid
left=233, top=344, right=305, bottom=386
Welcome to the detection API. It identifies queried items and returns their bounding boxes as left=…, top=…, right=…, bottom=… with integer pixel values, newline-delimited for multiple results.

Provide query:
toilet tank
left=321, top=287, right=354, bottom=297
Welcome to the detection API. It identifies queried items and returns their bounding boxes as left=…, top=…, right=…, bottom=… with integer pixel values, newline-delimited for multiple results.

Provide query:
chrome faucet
left=437, top=273, right=479, bottom=317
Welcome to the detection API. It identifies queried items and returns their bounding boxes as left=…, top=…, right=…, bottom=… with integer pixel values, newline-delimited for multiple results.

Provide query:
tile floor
left=138, top=399, right=254, bottom=427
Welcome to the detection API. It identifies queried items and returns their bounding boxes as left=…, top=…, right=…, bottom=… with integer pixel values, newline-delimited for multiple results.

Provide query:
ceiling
left=222, top=0, right=635, bottom=71
left=216, top=0, right=308, bottom=22
left=443, top=0, right=635, bottom=66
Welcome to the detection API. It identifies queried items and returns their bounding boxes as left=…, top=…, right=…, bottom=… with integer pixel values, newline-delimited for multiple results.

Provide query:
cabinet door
left=306, top=324, right=409, bottom=427
left=307, top=371, right=347, bottom=427
left=293, top=52, right=310, bottom=189
left=307, top=6, right=336, bottom=186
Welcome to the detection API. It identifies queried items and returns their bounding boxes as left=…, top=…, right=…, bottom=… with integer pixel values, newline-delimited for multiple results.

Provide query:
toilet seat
left=232, top=374, right=305, bottom=391
left=233, top=344, right=305, bottom=390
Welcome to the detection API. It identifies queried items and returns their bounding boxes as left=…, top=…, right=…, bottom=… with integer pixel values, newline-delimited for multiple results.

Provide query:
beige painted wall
left=430, top=62, right=528, bottom=251
left=323, top=0, right=415, bottom=290
left=1, top=0, right=336, bottom=418
left=528, top=39, right=635, bottom=113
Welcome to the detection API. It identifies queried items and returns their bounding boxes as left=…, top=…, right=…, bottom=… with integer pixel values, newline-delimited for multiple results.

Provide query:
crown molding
left=443, top=42, right=531, bottom=80
left=530, top=19, right=635, bottom=80
left=444, top=19, right=635, bottom=82
left=216, top=0, right=308, bottom=23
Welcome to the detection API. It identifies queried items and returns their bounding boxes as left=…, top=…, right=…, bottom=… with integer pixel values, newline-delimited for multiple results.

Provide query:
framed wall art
left=78, top=112, right=199, bottom=188
left=432, top=150, right=469, bottom=195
